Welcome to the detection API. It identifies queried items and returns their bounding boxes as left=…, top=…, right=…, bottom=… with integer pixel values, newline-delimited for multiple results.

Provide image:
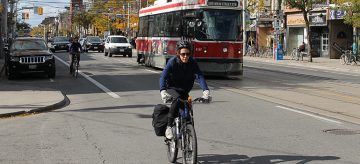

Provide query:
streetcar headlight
left=223, top=47, right=228, bottom=53
left=203, top=47, right=207, bottom=54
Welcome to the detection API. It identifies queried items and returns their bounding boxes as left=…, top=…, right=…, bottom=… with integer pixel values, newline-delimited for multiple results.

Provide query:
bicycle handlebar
left=165, top=97, right=210, bottom=104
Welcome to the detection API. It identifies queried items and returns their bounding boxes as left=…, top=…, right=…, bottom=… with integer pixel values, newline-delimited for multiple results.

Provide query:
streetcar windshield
left=196, top=10, right=242, bottom=41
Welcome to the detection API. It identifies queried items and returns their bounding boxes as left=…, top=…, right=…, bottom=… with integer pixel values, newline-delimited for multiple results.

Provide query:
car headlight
left=10, top=56, right=20, bottom=62
left=45, top=55, right=54, bottom=60
left=109, top=45, right=117, bottom=48
left=128, top=46, right=132, bottom=49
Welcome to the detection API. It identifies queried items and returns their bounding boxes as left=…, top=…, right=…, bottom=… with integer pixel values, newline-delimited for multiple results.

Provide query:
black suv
left=50, top=36, right=70, bottom=52
left=83, top=36, right=104, bottom=52
left=5, top=37, right=56, bottom=79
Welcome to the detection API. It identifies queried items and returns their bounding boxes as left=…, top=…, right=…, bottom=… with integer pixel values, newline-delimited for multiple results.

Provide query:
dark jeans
left=167, top=94, right=188, bottom=126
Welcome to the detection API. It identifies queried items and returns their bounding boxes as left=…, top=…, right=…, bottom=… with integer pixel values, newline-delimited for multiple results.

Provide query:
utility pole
left=242, top=0, right=246, bottom=58
left=0, top=0, right=8, bottom=59
left=127, top=3, right=130, bottom=37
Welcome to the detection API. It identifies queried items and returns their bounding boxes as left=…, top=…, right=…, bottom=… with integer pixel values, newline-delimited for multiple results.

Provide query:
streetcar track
left=209, top=80, right=360, bottom=122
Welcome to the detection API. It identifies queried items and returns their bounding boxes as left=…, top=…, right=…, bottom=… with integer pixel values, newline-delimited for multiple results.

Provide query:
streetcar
left=136, top=0, right=244, bottom=76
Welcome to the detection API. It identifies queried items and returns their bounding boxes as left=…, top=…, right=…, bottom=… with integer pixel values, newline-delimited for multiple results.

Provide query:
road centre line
left=276, top=105, right=342, bottom=124
left=54, top=56, right=120, bottom=98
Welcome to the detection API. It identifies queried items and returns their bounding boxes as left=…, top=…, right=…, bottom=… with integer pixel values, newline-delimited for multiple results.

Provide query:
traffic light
left=22, top=13, right=30, bottom=19
left=37, top=7, right=43, bottom=15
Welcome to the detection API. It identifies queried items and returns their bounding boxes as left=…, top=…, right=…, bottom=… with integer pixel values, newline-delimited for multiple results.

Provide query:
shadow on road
left=198, top=154, right=340, bottom=164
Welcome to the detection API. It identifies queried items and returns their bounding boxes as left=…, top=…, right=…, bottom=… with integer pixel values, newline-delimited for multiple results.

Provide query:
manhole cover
left=323, top=129, right=360, bottom=135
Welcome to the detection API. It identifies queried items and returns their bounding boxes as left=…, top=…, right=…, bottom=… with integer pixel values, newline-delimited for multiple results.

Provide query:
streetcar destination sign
left=207, top=0, right=238, bottom=7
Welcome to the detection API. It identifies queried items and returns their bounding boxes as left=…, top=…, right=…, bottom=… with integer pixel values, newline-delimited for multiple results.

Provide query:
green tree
left=335, top=0, right=360, bottom=28
left=16, top=21, right=31, bottom=30
left=72, top=11, right=94, bottom=35
left=286, top=0, right=327, bottom=62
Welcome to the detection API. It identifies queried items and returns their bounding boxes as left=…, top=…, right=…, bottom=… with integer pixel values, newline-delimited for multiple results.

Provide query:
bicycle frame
left=166, top=97, right=199, bottom=164
left=71, top=53, right=80, bottom=78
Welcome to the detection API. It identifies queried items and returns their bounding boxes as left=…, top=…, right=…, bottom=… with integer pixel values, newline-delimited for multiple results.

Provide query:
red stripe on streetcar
left=139, top=2, right=183, bottom=14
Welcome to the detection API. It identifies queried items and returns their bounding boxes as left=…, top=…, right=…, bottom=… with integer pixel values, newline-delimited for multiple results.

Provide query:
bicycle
left=340, top=50, right=357, bottom=65
left=165, top=96, right=207, bottom=164
left=246, top=45, right=258, bottom=57
left=290, top=48, right=300, bottom=61
left=71, top=52, right=80, bottom=78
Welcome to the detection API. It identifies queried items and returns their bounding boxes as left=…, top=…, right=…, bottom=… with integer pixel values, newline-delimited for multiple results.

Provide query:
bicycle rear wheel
left=340, top=55, right=346, bottom=65
left=182, top=124, right=197, bottom=164
left=75, top=63, right=79, bottom=78
left=71, top=61, right=76, bottom=77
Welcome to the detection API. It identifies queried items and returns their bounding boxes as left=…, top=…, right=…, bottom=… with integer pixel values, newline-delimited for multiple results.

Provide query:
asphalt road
left=0, top=51, right=359, bottom=164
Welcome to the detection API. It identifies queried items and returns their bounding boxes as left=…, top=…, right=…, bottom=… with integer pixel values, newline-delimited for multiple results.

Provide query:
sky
left=18, top=0, right=69, bottom=27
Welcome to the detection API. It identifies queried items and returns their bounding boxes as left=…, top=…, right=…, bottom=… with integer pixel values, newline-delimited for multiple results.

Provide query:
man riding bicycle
left=159, top=40, right=212, bottom=139
left=69, top=37, right=82, bottom=74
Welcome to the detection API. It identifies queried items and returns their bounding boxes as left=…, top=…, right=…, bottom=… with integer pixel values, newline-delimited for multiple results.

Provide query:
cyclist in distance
left=159, top=40, right=212, bottom=139
left=69, top=37, right=82, bottom=73
left=298, top=42, right=306, bottom=53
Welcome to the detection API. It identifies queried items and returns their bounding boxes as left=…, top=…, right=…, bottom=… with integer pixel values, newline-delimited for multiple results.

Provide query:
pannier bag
left=152, top=104, right=170, bottom=136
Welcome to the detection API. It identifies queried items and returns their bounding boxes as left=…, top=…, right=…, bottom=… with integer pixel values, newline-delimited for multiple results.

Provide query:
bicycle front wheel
left=166, top=137, right=178, bottom=163
left=182, top=124, right=197, bottom=164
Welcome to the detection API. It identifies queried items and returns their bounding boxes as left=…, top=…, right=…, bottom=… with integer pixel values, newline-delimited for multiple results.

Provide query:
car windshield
left=88, top=37, right=101, bottom=42
left=111, top=37, right=128, bottom=43
left=54, top=37, right=69, bottom=42
left=11, top=40, right=48, bottom=51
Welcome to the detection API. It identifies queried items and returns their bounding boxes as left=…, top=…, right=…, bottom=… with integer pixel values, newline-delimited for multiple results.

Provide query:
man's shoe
left=165, top=126, right=173, bottom=139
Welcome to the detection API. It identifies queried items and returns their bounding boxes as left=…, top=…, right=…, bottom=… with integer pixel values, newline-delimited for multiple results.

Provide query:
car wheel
left=128, top=53, right=132, bottom=58
left=123, top=54, right=126, bottom=57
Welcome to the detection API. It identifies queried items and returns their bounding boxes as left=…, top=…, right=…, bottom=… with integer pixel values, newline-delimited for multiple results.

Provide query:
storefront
left=256, top=11, right=274, bottom=51
left=328, top=9, right=353, bottom=59
left=309, top=12, right=328, bottom=57
left=286, top=14, right=306, bottom=54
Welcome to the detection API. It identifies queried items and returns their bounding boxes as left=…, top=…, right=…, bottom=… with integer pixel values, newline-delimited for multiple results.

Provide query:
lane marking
left=55, top=56, right=120, bottom=98
left=276, top=105, right=342, bottom=124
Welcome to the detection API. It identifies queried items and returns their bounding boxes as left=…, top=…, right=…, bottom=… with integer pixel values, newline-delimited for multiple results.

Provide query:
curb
left=245, top=57, right=360, bottom=75
left=0, top=92, right=68, bottom=118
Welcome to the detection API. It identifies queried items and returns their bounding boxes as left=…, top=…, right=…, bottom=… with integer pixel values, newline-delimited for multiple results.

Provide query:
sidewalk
left=244, top=55, right=360, bottom=75
left=0, top=59, right=66, bottom=118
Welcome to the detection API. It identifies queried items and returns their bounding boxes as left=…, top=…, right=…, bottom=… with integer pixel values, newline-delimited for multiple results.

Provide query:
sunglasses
left=179, top=53, right=191, bottom=56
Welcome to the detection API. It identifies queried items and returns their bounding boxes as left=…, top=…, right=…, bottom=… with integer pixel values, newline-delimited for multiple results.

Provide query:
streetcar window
left=172, top=11, right=182, bottom=37
left=148, top=16, right=155, bottom=37
left=165, top=13, right=172, bottom=37
left=196, top=10, right=242, bottom=41
left=139, top=17, right=147, bottom=37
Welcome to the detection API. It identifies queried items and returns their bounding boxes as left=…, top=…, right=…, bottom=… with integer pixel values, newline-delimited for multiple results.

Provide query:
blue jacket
left=159, top=56, right=209, bottom=96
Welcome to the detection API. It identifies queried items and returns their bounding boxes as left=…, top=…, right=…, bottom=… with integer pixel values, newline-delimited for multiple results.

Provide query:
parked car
left=4, top=37, right=56, bottom=79
left=83, top=36, right=104, bottom=52
left=50, top=36, right=70, bottom=52
left=104, top=35, right=132, bottom=57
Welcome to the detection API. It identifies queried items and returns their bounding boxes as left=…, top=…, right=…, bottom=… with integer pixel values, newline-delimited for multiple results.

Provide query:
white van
left=104, top=35, right=132, bottom=57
